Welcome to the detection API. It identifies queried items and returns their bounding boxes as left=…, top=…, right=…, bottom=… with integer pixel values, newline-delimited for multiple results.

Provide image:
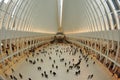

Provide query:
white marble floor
left=10, top=43, right=114, bottom=80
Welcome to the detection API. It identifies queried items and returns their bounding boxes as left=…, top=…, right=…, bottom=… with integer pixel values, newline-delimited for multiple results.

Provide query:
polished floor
left=9, top=43, right=114, bottom=80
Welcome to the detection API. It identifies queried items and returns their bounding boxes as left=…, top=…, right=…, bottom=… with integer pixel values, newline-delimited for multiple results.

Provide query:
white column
left=113, top=41, right=119, bottom=70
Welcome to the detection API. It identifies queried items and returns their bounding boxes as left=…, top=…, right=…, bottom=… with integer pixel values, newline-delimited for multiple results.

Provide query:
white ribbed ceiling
left=30, top=0, right=91, bottom=33
left=62, top=0, right=85, bottom=33
left=30, top=0, right=58, bottom=33
left=0, top=0, right=119, bottom=34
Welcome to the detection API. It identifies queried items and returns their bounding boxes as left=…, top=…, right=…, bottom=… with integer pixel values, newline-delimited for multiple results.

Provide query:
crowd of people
left=6, top=43, right=96, bottom=80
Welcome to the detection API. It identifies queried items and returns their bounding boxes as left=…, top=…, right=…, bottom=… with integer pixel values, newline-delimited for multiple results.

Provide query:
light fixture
left=1, top=43, right=3, bottom=46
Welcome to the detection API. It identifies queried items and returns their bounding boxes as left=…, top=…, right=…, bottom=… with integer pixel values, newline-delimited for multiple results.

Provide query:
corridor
left=0, top=0, right=120, bottom=80
left=7, top=43, right=113, bottom=80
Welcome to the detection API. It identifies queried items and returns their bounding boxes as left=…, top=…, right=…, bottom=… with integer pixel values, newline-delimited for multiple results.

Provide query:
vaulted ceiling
left=0, top=0, right=119, bottom=34
left=31, top=0, right=58, bottom=33
left=31, top=0, right=89, bottom=33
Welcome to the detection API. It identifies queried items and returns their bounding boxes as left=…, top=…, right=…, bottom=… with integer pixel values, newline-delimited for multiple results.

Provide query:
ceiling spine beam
left=58, top=0, right=63, bottom=32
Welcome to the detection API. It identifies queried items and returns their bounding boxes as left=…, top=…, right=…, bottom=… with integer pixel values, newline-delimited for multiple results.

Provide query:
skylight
left=12, top=0, right=21, bottom=17
left=0, top=0, right=10, bottom=4
left=60, top=0, right=63, bottom=27
left=4, top=0, right=9, bottom=4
